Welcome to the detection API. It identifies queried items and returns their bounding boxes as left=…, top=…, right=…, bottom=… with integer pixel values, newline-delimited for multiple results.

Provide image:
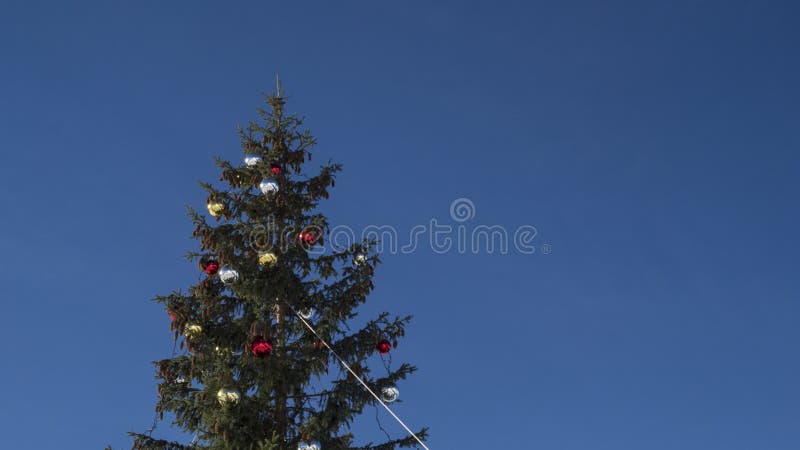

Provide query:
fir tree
left=127, top=83, right=428, bottom=450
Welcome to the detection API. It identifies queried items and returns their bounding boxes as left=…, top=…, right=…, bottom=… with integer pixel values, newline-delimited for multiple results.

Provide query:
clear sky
left=1, top=1, right=798, bottom=449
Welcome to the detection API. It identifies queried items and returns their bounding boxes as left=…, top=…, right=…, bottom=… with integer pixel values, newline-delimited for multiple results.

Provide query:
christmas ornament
left=299, top=308, right=315, bottom=320
left=244, top=155, right=262, bottom=167
left=175, top=376, right=188, bottom=384
left=218, top=267, right=240, bottom=285
left=259, top=180, right=279, bottom=194
left=270, top=163, right=282, bottom=176
left=380, top=386, right=399, bottom=403
left=203, top=260, right=220, bottom=275
left=207, top=201, right=225, bottom=217
left=298, top=231, right=316, bottom=245
left=184, top=324, right=202, bottom=339
left=354, top=254, right=368, bottom=266
left=298, top=443, right=320, bottom=450
left=216, top=388, right=240, bottom=406
left=376, top=340, right=392, bottom=355
left=251, top=336, right=273, bottom=357
left=258, top=251, right=278, bottom=267
left=168, top=311, right=176, bottom=321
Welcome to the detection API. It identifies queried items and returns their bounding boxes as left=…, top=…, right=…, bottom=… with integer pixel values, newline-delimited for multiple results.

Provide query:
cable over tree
left=127, top=83, right=428, bottom=450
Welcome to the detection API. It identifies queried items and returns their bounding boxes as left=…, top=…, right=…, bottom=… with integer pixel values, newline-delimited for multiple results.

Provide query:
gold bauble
left=184, top=324, right=202, bottom=338
left=207, top=202, right=225, bottom=217
left=217, top=388, right=240, bottom=405
left=258, top=251, right=278, bottom=267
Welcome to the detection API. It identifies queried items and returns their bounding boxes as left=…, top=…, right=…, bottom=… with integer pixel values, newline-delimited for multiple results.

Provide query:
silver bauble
left=380, top=386, right=399, bottom=403
left=218, top=267, right=240, bottom=285
left=244, top=155, right=262, bottom=166
left=299, top=308, right=315, bottom=320
left=259, top=180, right=279, bottom=194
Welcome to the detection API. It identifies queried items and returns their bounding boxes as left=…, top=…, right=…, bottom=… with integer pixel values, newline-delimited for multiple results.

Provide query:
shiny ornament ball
left=204, top=260, right=220, bottom=275
left=270, top=163, right=282, bottom=176
left=251, top=336, right=273, bottom=357
left=354, top=254, right=368, bottom=266
left=218, top=267, right=240, bottom=285
left=207, top=202, right=225, bottom=217
left=259, top=180, right=279, bottom=194
left=175, top=376, right=188, bottom=384
left=184, top=324, right=202, bottom=339
left=298, top=231, right=316, bottom=245
left=168, top=311, right=176, bottom=321
left=298, top=308, right=315, bottom=320
left=380, top=386, right=399, bottom=403
left=298, top=444, right=320, bottom=450
left=376, top=340, right=392, bottom=355
left=216, top=388, right=240, bottom=405
left=258, top=251, right=278, bottom=267
left=244, top=155, right=262, bottom=167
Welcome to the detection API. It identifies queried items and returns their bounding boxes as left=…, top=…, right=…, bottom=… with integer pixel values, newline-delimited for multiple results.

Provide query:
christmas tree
left=127, top=82, right=428, bottom=450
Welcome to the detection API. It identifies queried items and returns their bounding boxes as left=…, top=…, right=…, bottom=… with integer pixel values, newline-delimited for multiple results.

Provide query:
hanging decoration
left=298, top=231, right=316, bottom=245
left=376, top=340, right=392, bottom=355
left=299, top=308, right=315, bottom=320
left=259, top=180, right=279, bottom=194
left=250, top=336, right=273, bottom=357
left=206, top=201, right=225, bottom=217
left=244, top=155, right=262, bottom=167
left=258, top=251, right=278, bottom=267
left=218, top=267, right=240, bottom=285
left=380, top=386, right=400, bottom=403
left=298, top=443, right=320, bottom=450
left=216, top=388, right=240, bottom=406
left=270, top=163, right=282, bottom=176
left=201, top=259, right=220, bottom=276
left=354, top=254, right=368, bottom=266
left=184, top=324, right=202, bottom=339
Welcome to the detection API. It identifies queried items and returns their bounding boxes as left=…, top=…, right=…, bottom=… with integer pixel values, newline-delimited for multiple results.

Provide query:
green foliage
left=128, top=90, right=427, bottom=449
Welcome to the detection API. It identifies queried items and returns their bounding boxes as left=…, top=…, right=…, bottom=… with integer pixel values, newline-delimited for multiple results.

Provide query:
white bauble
left=380, top=386, right=399, bottom=403
left=354, top=254, right=368, bottom=266
left=217, top=388, right=240, bottom=406
left=259, top=180, right=279, bottom=194
left=299, top=443, right=320, bottom=450
left=218, top=267, right=240, bottom=285
left=244, top=155, right=262, bottom=167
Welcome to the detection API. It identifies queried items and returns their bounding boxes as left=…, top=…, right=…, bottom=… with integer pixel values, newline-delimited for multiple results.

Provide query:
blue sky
left=1, top=1, right=798, bottom=449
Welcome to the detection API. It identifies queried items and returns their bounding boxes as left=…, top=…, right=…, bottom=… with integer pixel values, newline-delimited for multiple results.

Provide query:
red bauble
left=204, top=260, right=220, bottom=275
left=168, top=312, right=176, bottom=321
left=298, top=231, right=316, bottom=245
left=270, top=163, right=282, bottom=176
left=376, top=340, right=392, bottom=355
left=251, top=336, right=273, bottom=357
